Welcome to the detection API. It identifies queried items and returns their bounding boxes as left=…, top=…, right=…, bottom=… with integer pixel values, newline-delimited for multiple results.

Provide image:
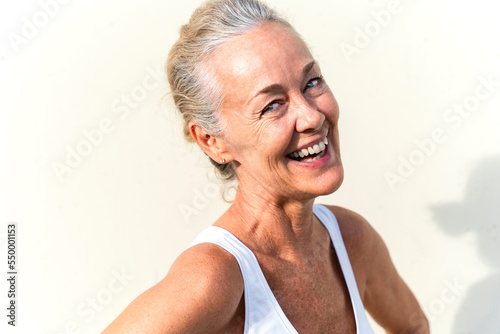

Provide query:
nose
left=293, top=98, right=325, bottom=133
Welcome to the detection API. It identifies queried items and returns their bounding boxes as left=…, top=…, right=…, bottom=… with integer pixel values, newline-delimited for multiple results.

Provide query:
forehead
left=206, top=22, right=314, bottom=103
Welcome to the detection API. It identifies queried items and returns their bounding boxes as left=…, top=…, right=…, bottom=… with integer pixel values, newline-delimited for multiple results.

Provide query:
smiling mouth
left=286, top=137, right=328, bottom=162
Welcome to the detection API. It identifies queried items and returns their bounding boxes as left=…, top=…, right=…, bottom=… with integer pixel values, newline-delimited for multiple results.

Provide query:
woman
left=104, top=0, right=429, bottom=332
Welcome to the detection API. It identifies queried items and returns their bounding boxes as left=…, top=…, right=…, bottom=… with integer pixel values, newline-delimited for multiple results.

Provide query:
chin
left=315, top=164, right=344, bottom=196
left=291, top=163, right=344, bottom=200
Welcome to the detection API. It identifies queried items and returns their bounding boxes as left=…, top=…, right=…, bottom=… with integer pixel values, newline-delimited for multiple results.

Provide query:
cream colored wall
left=0, top=0, right=499, bottom=333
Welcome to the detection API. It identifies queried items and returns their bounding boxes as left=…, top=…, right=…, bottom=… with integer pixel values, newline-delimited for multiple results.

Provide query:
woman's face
left=208, top=22, right=343, bottom=201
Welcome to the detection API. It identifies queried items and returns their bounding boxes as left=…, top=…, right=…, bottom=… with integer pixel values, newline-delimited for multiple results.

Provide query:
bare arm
left=362, top=223, right=429, bottom=334
left=102, top=243, right=244, bottom=334
left=329, top=206, right=429, bottom=334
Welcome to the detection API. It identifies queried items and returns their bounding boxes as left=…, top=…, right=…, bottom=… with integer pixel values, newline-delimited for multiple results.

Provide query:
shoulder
left=320, top=205, right=379, bottom=252
left=319, top=205, right=429, bottom=332
left=103, top=242, right=243, bottom=334
left=169, top=241, right=244, bottom=290
left=162, top=242, right=244, bottom=308
left=319, top=205, right=387, bottom=282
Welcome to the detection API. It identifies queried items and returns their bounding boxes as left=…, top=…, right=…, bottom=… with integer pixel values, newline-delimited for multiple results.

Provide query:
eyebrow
left=250, top=60, right=317, bottom=101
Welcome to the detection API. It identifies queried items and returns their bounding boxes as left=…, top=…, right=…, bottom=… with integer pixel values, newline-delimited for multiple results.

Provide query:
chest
left=229, top=246, right=357, bottom=334
left=269, top=248, right=356, bottom=333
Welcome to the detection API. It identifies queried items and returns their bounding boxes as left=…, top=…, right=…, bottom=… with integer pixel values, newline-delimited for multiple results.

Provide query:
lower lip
left=286, top=144, right=333, bottom=168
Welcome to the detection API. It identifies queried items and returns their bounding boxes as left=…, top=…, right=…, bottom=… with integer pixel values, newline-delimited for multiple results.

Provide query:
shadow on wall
left=431, top=156, right=500, bottom=334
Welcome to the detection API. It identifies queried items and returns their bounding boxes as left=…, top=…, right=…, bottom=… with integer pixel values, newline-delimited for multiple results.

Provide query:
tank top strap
left=187, top=226, right=298, bottom=334
left=313, top=204, right=375, bottom=334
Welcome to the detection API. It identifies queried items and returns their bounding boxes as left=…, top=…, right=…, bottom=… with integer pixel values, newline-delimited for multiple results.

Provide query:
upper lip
left=287, top=133, right=328, bottom=156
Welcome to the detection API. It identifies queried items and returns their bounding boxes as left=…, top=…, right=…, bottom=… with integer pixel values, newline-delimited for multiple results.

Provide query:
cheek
left=222, top=116, right=278, bottom=159
left=318, top=91, right=340, bottom=122
left=252, top=119, right=294, bottom=159
left=227, top=117, right=294, bottom=165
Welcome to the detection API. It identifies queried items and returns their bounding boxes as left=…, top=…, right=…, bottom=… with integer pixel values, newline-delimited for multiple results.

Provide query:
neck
left=221, top=182, right=320, bottom=259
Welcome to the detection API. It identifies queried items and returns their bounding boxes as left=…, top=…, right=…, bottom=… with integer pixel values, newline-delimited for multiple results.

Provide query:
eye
left=305, top=76, right=324, bottom=91
left=261, top=101, right=280, bottom=114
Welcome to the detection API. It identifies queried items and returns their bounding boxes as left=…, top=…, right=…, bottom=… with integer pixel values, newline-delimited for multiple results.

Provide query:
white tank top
left=187, top=204, right=375, bottom=333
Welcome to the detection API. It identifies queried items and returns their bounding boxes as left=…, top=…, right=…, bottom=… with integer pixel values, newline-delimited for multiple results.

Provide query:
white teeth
left=302, top=149, right=326, bottom=162
left=289, top=136, right=329, bottom=160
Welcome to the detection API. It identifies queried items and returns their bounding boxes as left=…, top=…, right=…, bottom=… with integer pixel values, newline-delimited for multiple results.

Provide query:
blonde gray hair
left=166, top=0, right=294, bottom=182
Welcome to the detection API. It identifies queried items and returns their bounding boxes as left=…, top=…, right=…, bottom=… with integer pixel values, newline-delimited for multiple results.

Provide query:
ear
left=189, top=121, right=233, bottom=164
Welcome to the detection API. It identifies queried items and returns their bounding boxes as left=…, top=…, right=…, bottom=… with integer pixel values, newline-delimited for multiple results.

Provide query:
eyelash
left=260, top=76, right=324, bottom=115
left=305, top=75, right=324, bottom=91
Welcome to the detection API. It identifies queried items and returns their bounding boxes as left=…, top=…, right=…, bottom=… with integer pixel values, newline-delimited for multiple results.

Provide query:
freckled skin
left=103, top=22, right=429, bottom=334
